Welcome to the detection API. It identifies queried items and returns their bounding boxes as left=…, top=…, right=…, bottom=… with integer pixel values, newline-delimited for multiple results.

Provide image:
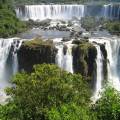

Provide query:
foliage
left=0, top=64, right=91, bottom=120
left=94, top=87, right=120, bottom=120
left=104, top=21, right=120, bottom=36
left=0, top=0, right=26, bottom=38
left=81, top=17, right=120, bottom=36
left=47, top=103, right=96, bottom=120
left=23, top=37, right=53, bottom=48
left=81, top=17, right=106, bottom=31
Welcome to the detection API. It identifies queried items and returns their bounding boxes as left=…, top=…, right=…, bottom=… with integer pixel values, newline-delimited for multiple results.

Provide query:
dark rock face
left=72, top=43, right=97, bottom=88
left=72, top=39, right=89, bottom=45
left=100, top=44, right=108, bottom=81
left=18, top=41, right=57, bottom=72
left=63, top=45, right=67, bottom=55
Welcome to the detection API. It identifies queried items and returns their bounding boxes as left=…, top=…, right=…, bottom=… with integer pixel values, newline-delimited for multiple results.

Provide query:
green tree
left=0, top=64, right=91, bottom=120
left=47, top=103, right=96, bottom=120
left=105, top=21, right=120, bottom=35
left=0, top=0, right=26, bottom=37
left=94, top=87, right=120, bottom=120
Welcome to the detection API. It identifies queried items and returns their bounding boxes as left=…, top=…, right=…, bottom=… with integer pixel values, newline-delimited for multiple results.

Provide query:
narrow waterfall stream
left=12, top=40, right=23, bottom=75
left=92, top=45, right=103, bottom=102
left=64, top=45, right=73, bottom=73
left=56, top=43, right=73, bottom=73
left=55, top=45, right=64, bottom=69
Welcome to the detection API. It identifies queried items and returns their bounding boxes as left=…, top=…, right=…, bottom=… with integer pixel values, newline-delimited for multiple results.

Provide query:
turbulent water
left=0, top=38, right=22, bottom=103
left=12, top=40, right=23, bottom=74
left=55, top=36, right=120, bottom=102
left=105, top=38, right=120, bottom=91
left=91, top=45, right=103, bottom=102
left=16, top=4, right=120, bottom=20
left=90, top=37, right=120, bottom=100
left=0, top=38, right=13, bottom=86
left=55, top=41, right=73, bottom=73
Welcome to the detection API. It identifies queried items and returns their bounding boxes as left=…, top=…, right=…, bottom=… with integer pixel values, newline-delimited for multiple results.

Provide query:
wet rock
left=27, top=19, right=51, bottom=28
left=63, top=45, right=68, bottom=55
left=62, top=37, right=70, bottom=42
left=100, top=44, right=108, bottom=80
left=72, top=38, right=89, bottom=45
left=72, top=42, right=97, bottom=88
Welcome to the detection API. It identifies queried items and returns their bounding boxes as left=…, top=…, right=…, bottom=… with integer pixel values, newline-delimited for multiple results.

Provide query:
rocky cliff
left=18, top=38, right=57, bottom=72
left=72, top=40, right=97, bottom=87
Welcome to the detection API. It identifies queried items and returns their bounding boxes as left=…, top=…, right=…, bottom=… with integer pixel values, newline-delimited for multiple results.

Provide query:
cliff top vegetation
left=23, top=37, right=54, bottom=48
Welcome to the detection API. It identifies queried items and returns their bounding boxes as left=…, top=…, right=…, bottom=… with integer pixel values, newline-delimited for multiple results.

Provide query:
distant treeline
left=13, top=0, right=120, bottom=5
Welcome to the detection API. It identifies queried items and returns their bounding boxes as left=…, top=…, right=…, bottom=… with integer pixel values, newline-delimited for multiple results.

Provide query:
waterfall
left=16, top=4, right=120, bottom=21
left=63, top=44, right=73, bottom=73
left=56, top=44, right=64, bottom=69
left=92, top=45, right=103, bottom=102
left=12, top=40, right=23, bottom=74
left=56, top=43, right=73, bottom=73
left=0, top=38, right=22, bottom=103
left=0, top=38, right=13, bottom=86
left=90, top=37, right=120, bottom=95
left=103, top=4, right=109, bottom=18
left=103, top=4, right=120, bottom=19
left=104, top=38, right=120, bottom=91
left=16, top=5, right=85, bottom=20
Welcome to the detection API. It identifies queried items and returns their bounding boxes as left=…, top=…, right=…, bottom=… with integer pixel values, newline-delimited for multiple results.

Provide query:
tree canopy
left=0, top=64, right=92, bottom=120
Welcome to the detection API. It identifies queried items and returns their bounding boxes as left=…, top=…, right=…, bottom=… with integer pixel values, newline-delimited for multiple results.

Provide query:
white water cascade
left=0, top=38, right=22, bottom=103
left=90, top=37, right=120, bottom=100
left=0, top=38, right=14, bottom=104
left=16, top=4, right=120, bottom=21
left=56, top=45, right=64, bottom=69
left=12, top=40, right=23, bottom=75
left=103, top=4, right=109, bottom=18
left=103, top=4, right=120, bottom=19
left=92, top=45, right=103, bottom=102
left=16, top=5, right=85, bottom=20
left=0, top=38, right=13, bottom=86
left=56, top=43, right=73, bottom=73
left=105, top=38, right=120, bottom=91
